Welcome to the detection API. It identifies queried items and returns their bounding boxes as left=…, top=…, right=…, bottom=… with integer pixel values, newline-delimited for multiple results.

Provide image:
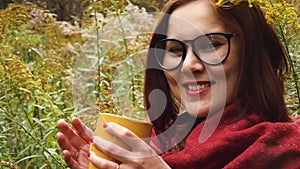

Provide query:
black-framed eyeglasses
left=153, top=32, right=234, bottom=70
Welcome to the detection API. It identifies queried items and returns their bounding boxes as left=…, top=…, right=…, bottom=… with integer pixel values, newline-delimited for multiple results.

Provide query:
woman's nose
left=181, top=47, right=205, bottom=72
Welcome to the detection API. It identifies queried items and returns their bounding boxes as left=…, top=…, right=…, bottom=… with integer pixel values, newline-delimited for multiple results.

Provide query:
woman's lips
left=183, top=81, right=214, bottom=96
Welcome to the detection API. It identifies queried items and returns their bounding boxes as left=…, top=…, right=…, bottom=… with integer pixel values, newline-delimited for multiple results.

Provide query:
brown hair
left=144, top=0, right=291, bottom=134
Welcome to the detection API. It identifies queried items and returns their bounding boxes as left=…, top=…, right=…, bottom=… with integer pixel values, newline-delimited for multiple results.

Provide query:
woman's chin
left=184, top=102, right=210, bottom=118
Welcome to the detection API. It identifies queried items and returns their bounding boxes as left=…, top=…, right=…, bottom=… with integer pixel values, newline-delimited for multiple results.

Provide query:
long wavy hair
left=144, top=0, right=291, bottom=135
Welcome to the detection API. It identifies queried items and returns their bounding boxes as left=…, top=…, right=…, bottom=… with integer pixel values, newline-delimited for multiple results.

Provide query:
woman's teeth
left=187, top=83, right=210, bottom=91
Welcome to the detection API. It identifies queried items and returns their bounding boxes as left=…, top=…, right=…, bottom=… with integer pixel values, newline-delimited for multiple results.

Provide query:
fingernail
left=103, top=122, right=108, bottom=128
left=87, top=152, right=90, bottom=158
left=90, top=137, right=94, bottom=143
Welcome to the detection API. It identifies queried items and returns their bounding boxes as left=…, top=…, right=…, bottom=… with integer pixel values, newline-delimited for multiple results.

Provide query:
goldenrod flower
left=216, top=0, right=300, bottom=46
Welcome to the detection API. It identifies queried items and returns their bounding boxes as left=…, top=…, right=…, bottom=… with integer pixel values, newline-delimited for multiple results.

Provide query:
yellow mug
left=89, top=113, right=153, bottom=169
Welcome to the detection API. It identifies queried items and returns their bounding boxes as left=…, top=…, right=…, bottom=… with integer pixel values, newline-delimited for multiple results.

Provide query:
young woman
left=56, top=0, right=300, bottom=168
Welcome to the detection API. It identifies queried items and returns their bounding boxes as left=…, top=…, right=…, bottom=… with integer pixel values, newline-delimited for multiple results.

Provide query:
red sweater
left=153, top=104, right=300, bottom=169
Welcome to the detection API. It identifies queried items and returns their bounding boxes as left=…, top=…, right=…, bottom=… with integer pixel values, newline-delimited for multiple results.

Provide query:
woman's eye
left=199, top=41, right=224, bottom=51
left=168, top=47, right=183, bottom=53
left=211, top=41, right=224, bottom=48
left=165, top=47, right=183, bottom=58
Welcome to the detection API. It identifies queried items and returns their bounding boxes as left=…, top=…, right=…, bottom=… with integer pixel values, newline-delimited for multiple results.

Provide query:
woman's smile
left=182, top=81, right=215, bottom=96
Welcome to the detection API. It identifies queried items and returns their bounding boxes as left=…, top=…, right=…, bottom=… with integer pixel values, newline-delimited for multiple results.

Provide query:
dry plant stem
left=116, top=9, right=137, bottom=106
left=267, top=0, right=300, bottom=110
left=280, top=25, right=300, bottom=109
left=0, top=161, right=20, bottom=169
left=93, top=6, right=102, bottom=101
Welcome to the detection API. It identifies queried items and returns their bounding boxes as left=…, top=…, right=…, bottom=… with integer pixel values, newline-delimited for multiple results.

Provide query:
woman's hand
left=89, top=122, right=171, bottom=169
left=56, top=117, right=93, bottom=169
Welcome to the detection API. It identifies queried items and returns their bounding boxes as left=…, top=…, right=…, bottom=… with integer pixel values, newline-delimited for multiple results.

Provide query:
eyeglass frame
left=153, top=32, right=235, bottom=71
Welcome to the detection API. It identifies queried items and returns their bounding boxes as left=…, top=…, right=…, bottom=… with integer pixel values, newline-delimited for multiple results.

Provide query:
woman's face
left=164, top=0, right=242, bottom=117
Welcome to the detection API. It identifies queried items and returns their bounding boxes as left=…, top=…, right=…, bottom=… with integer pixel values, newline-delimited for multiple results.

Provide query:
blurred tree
left=45, top=0, right=89, bottom=23
left=46, top=0, right=72, bottom=22
left=0, top=0, right=14, bottom=9
left=1, top=0, right=88, bottom=24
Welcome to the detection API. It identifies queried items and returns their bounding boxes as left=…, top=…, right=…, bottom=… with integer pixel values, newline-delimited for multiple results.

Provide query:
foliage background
left=0, top=0, right=299, bottom=168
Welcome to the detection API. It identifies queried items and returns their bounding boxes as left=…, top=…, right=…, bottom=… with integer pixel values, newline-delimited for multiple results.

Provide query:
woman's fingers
left=56, top=132, right=78, bottom=157
left=57, top=119, right=89, bottom=150
left=89, top=123, right=169, bottom=169
left=92, top=123, right=156, bottom=161
left=57, top=119, right=93, bottom=169
left=63, top=150, right=81, bottom=169
left=63, top=147, right=90, bottom=169
left=92, top=136, right=152, bottom=164
left=63, top=150, right=90, bottom=169
left=88, top=151, right=120, bottom=169
left=92, top=136, right=132, bottom=160
left=92, top=137, right=167, bottom=169
left=104, top=122, right=155, bottom=154
left=71, top=117, right=94, bottom=142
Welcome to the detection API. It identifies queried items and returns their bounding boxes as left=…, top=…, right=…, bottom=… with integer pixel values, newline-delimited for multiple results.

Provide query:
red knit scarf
left=151, top=104, right=300, bottom=169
